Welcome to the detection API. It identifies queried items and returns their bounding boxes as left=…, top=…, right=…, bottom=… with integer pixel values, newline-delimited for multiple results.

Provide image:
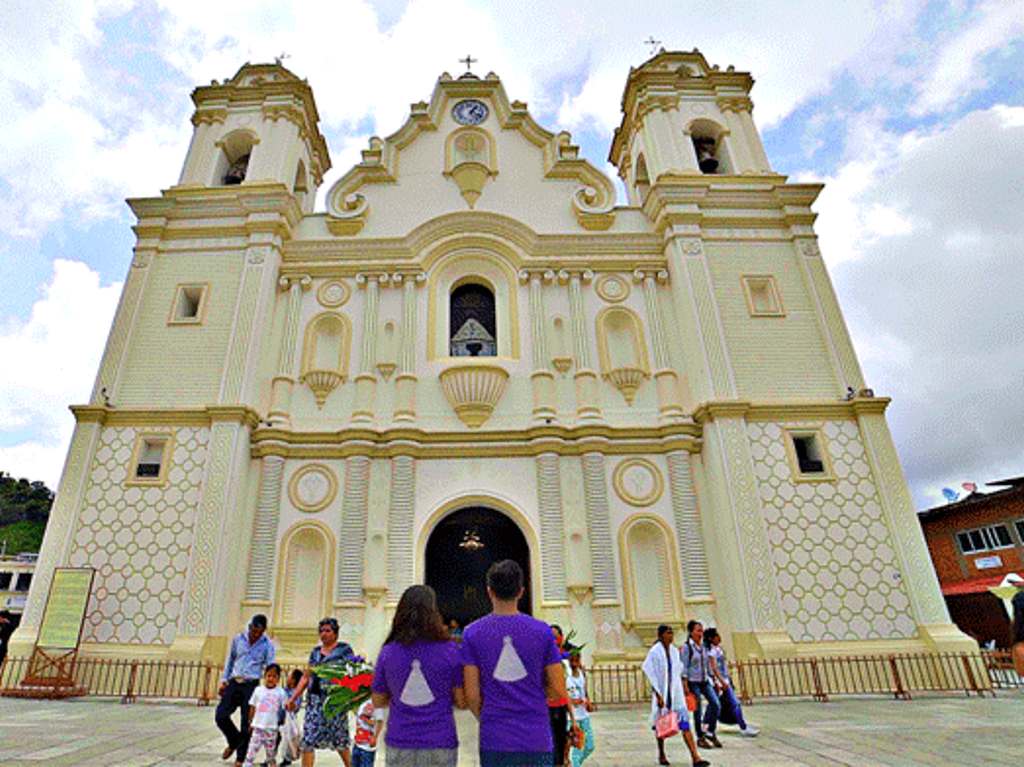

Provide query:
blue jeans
left=720, top=685, right=747, bottom=730
left=689, top=680, right=720, bottom=736
left=352, top=746, right=376, bottom=767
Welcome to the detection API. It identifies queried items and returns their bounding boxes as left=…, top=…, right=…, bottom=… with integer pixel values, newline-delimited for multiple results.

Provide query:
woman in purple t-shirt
left=371, top=585, right=465, bottom=767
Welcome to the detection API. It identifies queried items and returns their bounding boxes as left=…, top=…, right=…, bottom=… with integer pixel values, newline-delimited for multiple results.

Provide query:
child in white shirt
left=352, top=699, right=383, bottom=767
left=244, top=664, right=289, bottom=767
left=566, top=652, right=595, bottom=767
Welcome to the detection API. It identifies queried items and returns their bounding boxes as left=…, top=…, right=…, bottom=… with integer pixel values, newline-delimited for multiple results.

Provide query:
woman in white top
left=641, top=625, right=709, bottom=767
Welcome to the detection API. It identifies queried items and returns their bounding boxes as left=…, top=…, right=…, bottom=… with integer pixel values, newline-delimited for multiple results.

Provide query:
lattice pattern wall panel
left=68, top=426, right=209, bottom=645
left=747, top=420, right=916, bottom=642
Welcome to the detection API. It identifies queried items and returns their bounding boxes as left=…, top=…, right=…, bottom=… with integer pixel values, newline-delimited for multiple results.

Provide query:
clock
left=452, top=99, right=489, bottom=126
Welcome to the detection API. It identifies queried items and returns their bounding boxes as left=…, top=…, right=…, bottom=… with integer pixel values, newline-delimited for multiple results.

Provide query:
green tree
left=0, top=472, right=54, bottom=554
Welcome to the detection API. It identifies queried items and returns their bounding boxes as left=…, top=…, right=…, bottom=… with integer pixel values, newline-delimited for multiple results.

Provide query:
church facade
left=13, top=51, right=972, bottom=664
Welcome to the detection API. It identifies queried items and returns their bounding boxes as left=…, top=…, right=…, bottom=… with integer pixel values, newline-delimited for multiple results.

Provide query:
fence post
left=809, top=658, right=828, bottom=702
left=735, top=661, right=752, bottom=705
left=122, top=661, right=138, bottom=704
left=959, top=653, right=985, bottom=698
left=199, top=664, right=212, bottom=706
left=888, top=655, right=910, bottom=700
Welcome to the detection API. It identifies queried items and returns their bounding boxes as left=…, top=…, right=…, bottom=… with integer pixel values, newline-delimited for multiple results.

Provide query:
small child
left=279, top=668, right=304, bottom=767
left=352, top=698, right=383, bottom=767
left=566, top=651, right=595, bottom=767
left=244, top=663, right=288, bottom=767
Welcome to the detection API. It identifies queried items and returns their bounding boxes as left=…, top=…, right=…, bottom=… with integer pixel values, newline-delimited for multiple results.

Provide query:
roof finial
left=644, top=37, right=662, bottom=57
left=274, top=52, right=290, bottom=65
left=459, top=54, right=478, bottom=74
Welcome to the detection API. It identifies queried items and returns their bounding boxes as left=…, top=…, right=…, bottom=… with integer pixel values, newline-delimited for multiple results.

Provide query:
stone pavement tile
left=3, top=694, right=1024, bottom=766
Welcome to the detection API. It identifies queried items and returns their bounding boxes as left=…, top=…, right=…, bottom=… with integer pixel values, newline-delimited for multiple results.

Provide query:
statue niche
left=450, top=283, right=497, bottom=357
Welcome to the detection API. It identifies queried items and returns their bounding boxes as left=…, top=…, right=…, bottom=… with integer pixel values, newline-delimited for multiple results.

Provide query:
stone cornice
left=71, top=405, right=262, bottom=430
left=250, top=422, right=702, bottom=460
left=692, top=397, right=891, bottom=424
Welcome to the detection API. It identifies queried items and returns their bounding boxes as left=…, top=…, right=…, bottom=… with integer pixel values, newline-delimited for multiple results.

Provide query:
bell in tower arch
left=224, top=153, right=250, bottom=185
left=693, top=137, right=719, bottom=174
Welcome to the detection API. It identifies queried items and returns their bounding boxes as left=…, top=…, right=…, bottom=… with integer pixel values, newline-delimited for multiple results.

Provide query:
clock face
left=452, top=99, right=489, bottom=126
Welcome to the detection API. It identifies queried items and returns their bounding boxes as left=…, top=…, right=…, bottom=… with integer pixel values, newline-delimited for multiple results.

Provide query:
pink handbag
left=655, top=708, right=680, bottom=739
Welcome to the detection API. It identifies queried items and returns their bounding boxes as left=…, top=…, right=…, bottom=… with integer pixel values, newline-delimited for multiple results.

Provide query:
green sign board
left=37, top=568, right=94, bottom=650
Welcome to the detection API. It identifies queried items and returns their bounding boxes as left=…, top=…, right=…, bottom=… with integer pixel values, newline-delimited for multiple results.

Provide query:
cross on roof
left=644, top=37, right=662, bottom=56
left=459, top=54, right=478, bottom=73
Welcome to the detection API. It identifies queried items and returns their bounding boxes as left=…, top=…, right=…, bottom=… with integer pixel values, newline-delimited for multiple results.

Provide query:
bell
left=694, top=138, right=718, bottom=174
left=223, top=154, right=249, bottom=185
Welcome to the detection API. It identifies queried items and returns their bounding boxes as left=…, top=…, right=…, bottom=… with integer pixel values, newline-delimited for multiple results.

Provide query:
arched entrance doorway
left=425, top=506, right=532, bottom=627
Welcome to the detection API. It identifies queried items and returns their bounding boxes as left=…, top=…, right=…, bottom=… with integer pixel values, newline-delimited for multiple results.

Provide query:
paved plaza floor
left=1, top=693, right=1022, bottom=766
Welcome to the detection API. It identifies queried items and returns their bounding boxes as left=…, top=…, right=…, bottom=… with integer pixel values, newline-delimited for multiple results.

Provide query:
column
left=855, top=405, right=973, bottom=652
left=337, top=455, right=371, bottom=603
left=581, top=452, right=622, bottom=657
left=244, top=456, right=285, bottom=603
left=561, top=269, right=602, bottom=423
left=7, top=419, right=102, bottom=655
left=662, top=233, right=736, bottom=402
left=393, top=273, right=424, bottom=423
left=386, top=455, right=416, bottom=600
left=666, top=451, right=713, bottom=606
left=719, top=102, right=755, bottom=174
left=352, top=273, right=381, bottom=423
left=635, top=269, right=686, bottom=423
left=736, top=102, right=771, bottom=173
left=521, top=269, right=557, bottom=423
left=536, top=453, right=567, bottom=603
left=269, top=274, right=311, bottom=427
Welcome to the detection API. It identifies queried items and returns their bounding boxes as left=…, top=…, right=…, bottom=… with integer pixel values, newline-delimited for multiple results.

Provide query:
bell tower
left=176, top=62, right=330, bottom=213
left=609, top=49, right=773, bottom=206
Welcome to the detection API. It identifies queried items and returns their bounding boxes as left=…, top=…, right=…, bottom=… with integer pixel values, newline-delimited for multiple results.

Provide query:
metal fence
left=0, top=655, right=220, bottom=704
left=0, top=650, right=1020, bottom=705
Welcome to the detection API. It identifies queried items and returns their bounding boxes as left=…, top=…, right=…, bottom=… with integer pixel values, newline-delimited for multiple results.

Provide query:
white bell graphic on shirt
left=493, top=635, right=528, bottom=682
left=399, top=659, right=436, bottom=707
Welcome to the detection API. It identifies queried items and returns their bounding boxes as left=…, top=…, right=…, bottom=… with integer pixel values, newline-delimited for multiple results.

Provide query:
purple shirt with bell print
left=460, top=613, right=561, bottom=753
left=372, top=640, right=462, bottom=750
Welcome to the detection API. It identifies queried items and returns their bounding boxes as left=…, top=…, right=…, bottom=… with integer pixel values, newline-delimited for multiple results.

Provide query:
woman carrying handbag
left=641, top=625, right=710, bottom=767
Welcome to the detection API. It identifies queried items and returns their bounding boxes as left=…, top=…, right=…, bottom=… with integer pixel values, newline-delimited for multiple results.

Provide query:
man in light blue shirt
left=216, top=614, right=275, bottom=765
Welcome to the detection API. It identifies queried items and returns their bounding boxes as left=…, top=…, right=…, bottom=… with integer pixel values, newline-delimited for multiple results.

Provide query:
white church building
left=13, top=50, right=971, bottom=664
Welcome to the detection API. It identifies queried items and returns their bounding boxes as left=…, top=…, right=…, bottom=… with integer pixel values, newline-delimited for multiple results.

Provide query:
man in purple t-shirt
left=462, top=560, right=566, bottom=767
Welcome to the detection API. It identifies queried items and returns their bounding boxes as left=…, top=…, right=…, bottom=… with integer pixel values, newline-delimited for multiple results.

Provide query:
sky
left=0, top=0, right=1022, bottom=510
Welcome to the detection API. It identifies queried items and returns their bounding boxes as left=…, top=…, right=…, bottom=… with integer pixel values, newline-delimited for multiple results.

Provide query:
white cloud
left=912, top=0, right=1024, bottom=115
left=813, top=106, right=1024, bottom=507
left=0, top=260, right=121, bottom=487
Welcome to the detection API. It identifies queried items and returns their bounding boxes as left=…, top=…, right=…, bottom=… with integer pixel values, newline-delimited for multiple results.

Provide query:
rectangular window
left=15, top=573, right=32, bottom=592
left=168, top=283, right=208, bottom=325
left=784, top=428, right=834, bottom=482
left=957, top=524, right=1014, bottom=554
left=1015, top=520, right=1024, bottom=543
left=741, top=275, right=784, bottom=317
left=128, top=434, right=173, bottom=485
left=0, top=572, right=11, bottom=590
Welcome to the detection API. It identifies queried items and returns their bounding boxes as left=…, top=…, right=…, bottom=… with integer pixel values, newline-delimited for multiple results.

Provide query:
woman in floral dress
left=286, top=617, right=355, bottom=767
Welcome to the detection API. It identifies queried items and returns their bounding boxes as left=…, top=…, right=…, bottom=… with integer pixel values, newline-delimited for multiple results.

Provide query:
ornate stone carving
left=302, top=369, right=344, bottom=408
left=612, top=458, right=664, bottom=507
left=595, top=274, right=630, bottom=303
left=604, top=366, right=649, bottom=405
left=317, top=280, right=351, bottom=308
left=327, top=192, right=369, bottom=236
left=288, top=464, right=338, bottom=513
left=439, top=362, right=510, bottom=428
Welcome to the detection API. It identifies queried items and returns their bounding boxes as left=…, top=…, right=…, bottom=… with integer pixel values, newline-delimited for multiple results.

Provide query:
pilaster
left=393, top=273, right=425, bottom=423
left=352, top=274, right=381, bottom=424
left=337, top=455, right=371, bottom=604
left=386, top=455, right=416, bottom=600
left=269, top=274, right=311, bottom=427
left=243, top=455, right=285, bottom=604
left=561, top=269, right=602, bottom=423
left=634, top=269, right=686, bottom=423
left=718, top=101, right=756, bottom=174
left=521, top=269, right=558, bottom=423
left=536, top=452, right=568, bottom=604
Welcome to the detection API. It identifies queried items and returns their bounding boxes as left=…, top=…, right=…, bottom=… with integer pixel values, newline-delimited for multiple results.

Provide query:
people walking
left=242, top=663, right=289, bottom=767
left=702, top=628, right=758, bottom=737
left=286, top=617, right=355, bottom=767
left=462, top=559, right=567, bottom=767
left=218, top=614, right=276, bottom=766
left=548, top=625, right=577, bottom=766
left=371, top=584, right=465, bottom=767
left=566, top=650, right=595, bottom=767
left=681, top=621, right=721, bottom=749
left=642, top=624, right=709, bottom=767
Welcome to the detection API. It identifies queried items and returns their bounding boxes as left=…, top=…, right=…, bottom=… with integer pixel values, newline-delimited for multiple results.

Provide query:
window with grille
left=956, top=524, right=1013, bottom=554
left=450, top=282, right=497, bottom=356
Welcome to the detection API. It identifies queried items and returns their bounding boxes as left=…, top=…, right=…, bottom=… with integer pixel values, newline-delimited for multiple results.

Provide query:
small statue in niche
left=224, top=154, right=250, bottom=185
left=451, top=318, right=496, bottom=357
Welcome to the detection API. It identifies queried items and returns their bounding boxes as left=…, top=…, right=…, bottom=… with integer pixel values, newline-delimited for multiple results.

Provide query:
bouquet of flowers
left=560, top=628, right=587, bottom=660
left=314, top=655, right=375, bottom=720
